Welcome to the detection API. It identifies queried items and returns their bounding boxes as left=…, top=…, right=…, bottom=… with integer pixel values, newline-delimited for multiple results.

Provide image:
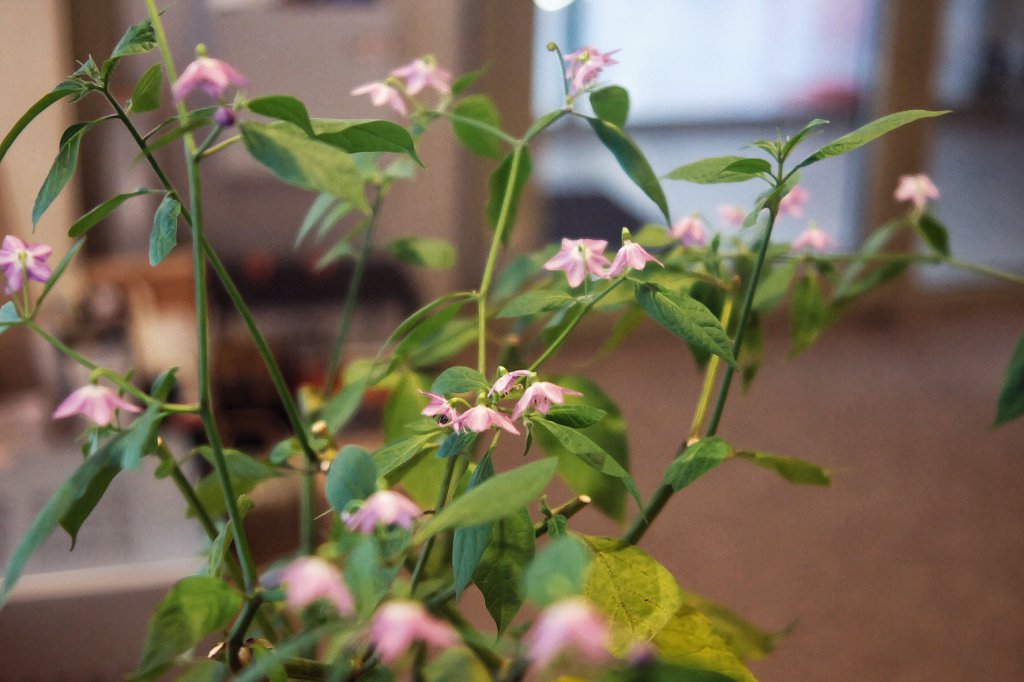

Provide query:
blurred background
left=0, top=0, right=1023, bottom=679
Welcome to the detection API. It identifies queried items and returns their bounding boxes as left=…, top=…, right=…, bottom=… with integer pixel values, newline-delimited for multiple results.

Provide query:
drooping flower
left=791, top=223, right=836, bottom=253
left=564, top=46, right=620, bottom=97
left=171, top=56, right=249, bottom=102
left=351, top=81, right=408, bottom=116
left=606, top=239, right=663, bottom=278
left=778, top=185, right=810, bottom=218
left=342, top=490, right=422, bottom=534
left=455, top=404, right=520, bottom=435
left=280, top=556, right=355, bottom=617
left=418, top=390, right=459, bottom=428
left=52, top=384, right=142, bottom=426
left=488, top=369, right=534, bottom=396
left=367, top=600, right=460, bottom=664
left=523, top=597, right=611, bottom=669
left=894, top=173, right=940, bottom=209
left=0, top=235, right=52, bottom=295
left=391, top=56, right=452, bottom=95
left=717, top=204, right=748, bottom=228
left=512, top=381, right=583, bottom=420
left=669, top=215, right=707, bottom=247
left=543, top=238, right=611, bottom=288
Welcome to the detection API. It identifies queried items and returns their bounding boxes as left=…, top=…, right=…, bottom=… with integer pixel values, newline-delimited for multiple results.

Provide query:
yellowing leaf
left=580, top=535, right=682, bottom=655
left=653, top=604, right=758, bottom=682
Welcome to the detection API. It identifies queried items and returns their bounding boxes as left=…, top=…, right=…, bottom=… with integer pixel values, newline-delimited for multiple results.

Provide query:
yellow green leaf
left=652, top=604, right=758, bottom=682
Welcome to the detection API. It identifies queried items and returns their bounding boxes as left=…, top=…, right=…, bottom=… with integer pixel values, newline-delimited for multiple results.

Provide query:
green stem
left=144, top=0, right=194, bottom=152
left=323, top=190, right=385, bottom=393
left=300, top=472, right=316, bottom=556
left=409, top=454, right=460, bottom=593
left=528, top=278, right=624, bottom=372
left=187, top=153, right=258, bottom=667
left=197, top=134, right=241, bottom=160
left=947, top=257, right=1024, bottom=285
left=476, top=143, right=524, bottom=374
left=688, top=295, right=734, bottom=440
left=623, top=204, right=781, bottom=546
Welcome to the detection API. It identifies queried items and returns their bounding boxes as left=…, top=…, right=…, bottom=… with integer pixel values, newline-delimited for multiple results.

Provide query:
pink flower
left=391, top=57, right=452, bottom=96
left=607, top=241, right=662, bottom=278
left=791, top=224, right=836, bottom=253
left=524, top=597, right=611, bottom=669
left=512, top=381, right=582, bottom=420
left=564, top=46, right=620, bottom=97
left=418, top=390, right=459, bottom=428
left=280, top=556, right=355, bottom=617
left=543, top=238, right=611, bottom=288
left=778, top=185, right=810, bottom=218
left=894, top=173, right=939, bottom=209
left=455, top=404, right=520, bottom=435
left=488, top=369, right=534, bottom=396
left=52, top=385, right=141, bottom=426
left=367, top=601, right=460, bottom=664
left=351, top=81, right=408, bottom=116
left=717, top=204, right=748, bottom=228
left=171, top=56, right=248, bottom=102
left=342, top=490, right=422, bottom=534
left=669, top=215, right=707, bottom=247
left=0, top=235, right=51, bottom=295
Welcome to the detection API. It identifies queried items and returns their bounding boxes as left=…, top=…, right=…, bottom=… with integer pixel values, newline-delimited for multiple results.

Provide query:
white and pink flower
left=52, top=385, right=141, bottom=426
left=391, top=56, right=452, bottom=96
left=455, top=404, right=520, bottom=435
left=791, top=223, right=836, bottom=253
left=172, top=56, right=248, bottom=102
left=669, top=215, right=707, bottom=247
left=512, top=381, right=582, bottom=420
left=543, top=238, right=611, bottom=288
left=0, top=235, right=52, bottom=295
left=894, top=173, right=939, bottom=209
left=606, top=240, right=662, bottom=278
left=367, top=601, right=460, bottom=664
left=564, top=46, right=620, bottom=97
left=342, top=490, right=422, bottom=534
left=524, top=597, right=611, bottom=669
left=351, top=81, right=408, bottom=116
left=280, top=556, right=355, bottom=616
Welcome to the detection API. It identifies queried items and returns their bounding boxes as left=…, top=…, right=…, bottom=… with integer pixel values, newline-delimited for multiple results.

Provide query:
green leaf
left=789, top=272, right=829, bottom=355
left=129, top=63, right=163, bottom=113
left=532, top=417, right=640, bottom=508
left=414, top=458, right=558, bottom=544
left=192, top=450, right=279, bottom=519
left=586, top=116, right=671, bottom=224
left=735, top=450, right=830, bottom=486
left=635, top=283, right=737, bottom=369
left=485, top=147, right=532, bottom=245
left=437, top=430, right=477, bottom=460
left=69, top=188, right=154, bottom=238
left=523, top=535, right=591, bottom=606
left=781, top=118, right=829, bottom=160
left=423, top=647, right=491, bottom=682
left=453, top=453, right=494, bottom=598
left=452, top=69, right=485, bottom=96
left=149, top=194, right=182, bottom=265
left=388, top=237, right=456, bottom=269
left=33, top=124, right=87, bottom=226
left=751, top=260, right=797, bottom=313
left=603, top=664, right=738, bottom=681
left=581, top=535, right=683, bottom=655
left=916, top=213, right=950, bottom=256
left=0, top=81, right=85, bottom=165
left=430, top=366, right=489, bottom=395
left=664, top=156, right=769, bottom=184
left=498, top=290, right=575, bottom=318
left=523, top=109, right=567, bottom=143
left=383, top=370, right=431, bottom=442
left=322, top=378, right=368, bottom=433
left=542, top=404, right=607, bottom=429
left=995, top=331, right=1024, bottom=426
left=372, top=433, right=440, bottom=479
left=239, top=121, right=368, bottom=212
left=663, top=437, right=731, bottom=492
left=0, top=432, right=139, bottom=608
left=405, top=319, right=476, bottom=369
left=678, top=590, right=782, bottom=662
left=313, top=118, right=422, bottom=166
left=295, top=193, right=339, bottom=246
left=325, top=445, right=378, bottom=512
left=111, top=18, right=157, bottom=58
left=345, top=535, right=392, bottom=618
left=652, top=604, right=758, bottom=682
left=134, top=576, right=242, bottom=680
left=473, top=508, right=534, bottom=633
left=386, top=292, right=472, bottom=349
left=0, top=301, right=21, bottom=335
left=590, top=86, right=630, bottom=127
left=451, top=95, right=504, bottom=159
left=796, top=109, right=949, bottom=169
left=247, top=96, right=314, bottom=135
